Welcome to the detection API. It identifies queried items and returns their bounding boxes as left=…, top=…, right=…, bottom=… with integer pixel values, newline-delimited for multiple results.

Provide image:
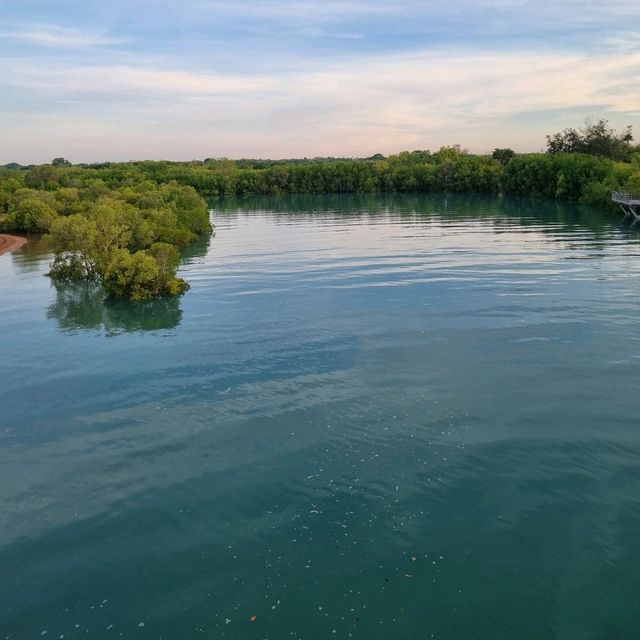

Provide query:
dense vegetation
left=1, top=121, right=638, bottom=299
left=546, top=119, right=635, bottom=161
left=0, top=171, right=212, bottom=300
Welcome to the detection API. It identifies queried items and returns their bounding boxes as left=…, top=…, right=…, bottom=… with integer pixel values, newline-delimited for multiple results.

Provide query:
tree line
left=1, top=120, right=638, bottom=300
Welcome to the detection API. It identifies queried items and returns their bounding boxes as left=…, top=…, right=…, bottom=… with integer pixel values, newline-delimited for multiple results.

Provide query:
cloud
left=1, top=61, right=280, bottom=95
left=194, top=0, right=640, bottom=27
left=0, top=25, right=126, bottom=48
left=1, top=45, right=638, bottom=162
left=196, top=0, right=393, bottom=20
left=2, top=48, right=639, bottom=112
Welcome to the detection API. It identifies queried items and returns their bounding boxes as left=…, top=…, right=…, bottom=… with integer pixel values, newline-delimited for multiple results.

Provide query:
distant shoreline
left=0, top=234, right=27, bottom=256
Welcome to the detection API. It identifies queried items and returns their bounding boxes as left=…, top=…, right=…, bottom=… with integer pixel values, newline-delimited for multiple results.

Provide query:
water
left=1, top=193, right=640, bottom=640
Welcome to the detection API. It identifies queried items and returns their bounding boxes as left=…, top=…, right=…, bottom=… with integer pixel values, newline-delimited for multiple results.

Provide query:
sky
left=0, top=0, right=639, bottom=163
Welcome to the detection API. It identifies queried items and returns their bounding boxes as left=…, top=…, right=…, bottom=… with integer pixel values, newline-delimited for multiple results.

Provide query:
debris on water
left=249, top=615, right=257, bottom=622
left=225, top=618, right=232, bottom=625
left=138, top=622, right=144, bottom=628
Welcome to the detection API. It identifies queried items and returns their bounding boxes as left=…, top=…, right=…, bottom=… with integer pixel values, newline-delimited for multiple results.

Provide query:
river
left=1, top=193, right=639, bottom=639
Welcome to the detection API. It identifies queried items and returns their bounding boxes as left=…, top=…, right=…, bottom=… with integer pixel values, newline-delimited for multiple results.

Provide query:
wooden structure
left=612, top=191, right=640, bottom=218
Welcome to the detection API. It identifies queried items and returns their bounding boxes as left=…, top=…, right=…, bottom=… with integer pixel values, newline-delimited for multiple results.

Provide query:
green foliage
left=103, top=249, right=160, bottom=301
left=2, top=196, right=57, bottom=231
left=103, top=249, right=189, bottom=301
left=54, top=187, right=82, bottom=216
left=625, top=155, right=640, bottom=192
left=502, top=153, right=613, bottom=201
left=161, top=184, right=212, bottom=235
left=43, top=187, right=204, bottom=299
left=24, top=165, right=60, bottom=190
left=47, top=215, right=100, bottom=280
left=546, top=119, right=635, bottom=161
left=0, top=170, right=212, bottom=300
left=492, top=148, right=516, bottom=165
left=149, top=242, right=180, bottom=275
left=2, top=143, right=640, bottom=297
left=579, top=180, right=614, bottom=209
left=48, top=253, right=96, bottom=281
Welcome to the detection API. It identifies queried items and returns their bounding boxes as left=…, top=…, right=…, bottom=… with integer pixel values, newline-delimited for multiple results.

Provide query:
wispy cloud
left=196, top=0, right=640, bottom=26
left=0, top=0, right=639, bottom=162
left=0, top=61, right=279, bottom=95
left=196, top=0, right=393, bottom=19
left=1, top=47, right=638, bottom=162
left=0, top=25, right=126, bottom=48
left=3, top=49, right=639, bottom=111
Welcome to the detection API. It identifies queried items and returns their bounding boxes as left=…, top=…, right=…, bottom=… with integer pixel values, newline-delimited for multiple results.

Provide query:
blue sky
left=1, top=0, right=639, bottom=162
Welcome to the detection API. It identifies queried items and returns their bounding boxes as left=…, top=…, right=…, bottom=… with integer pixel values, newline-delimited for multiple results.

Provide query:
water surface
left=2, top=194, right=640, bottom=639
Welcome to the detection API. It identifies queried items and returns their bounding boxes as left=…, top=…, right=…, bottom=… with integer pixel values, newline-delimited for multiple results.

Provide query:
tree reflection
left=211, top=192, right=616, bottom=233
left=8, top=233, right=51, bottom=274
left=47, top=282, right=182, bottom=334
left=180, top=231, right=212, bottom=261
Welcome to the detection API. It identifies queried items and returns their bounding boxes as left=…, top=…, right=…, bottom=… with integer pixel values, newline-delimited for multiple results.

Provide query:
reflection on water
left=34, top=230, right=211, bottom=333
left=3, top=193, right=640, bottom=640
left=180, top=231, right=213, bottom=261
left=7, top=232, right=51, bottom=273
left=46, top=282, right=182, bottom=334
left=212, top=192, right=617, bottom=234
left=4, top=231, right=203, bottom=334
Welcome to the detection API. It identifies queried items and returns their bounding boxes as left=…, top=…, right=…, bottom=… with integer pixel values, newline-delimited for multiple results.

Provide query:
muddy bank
left=0, top=234, right=28, bottom=256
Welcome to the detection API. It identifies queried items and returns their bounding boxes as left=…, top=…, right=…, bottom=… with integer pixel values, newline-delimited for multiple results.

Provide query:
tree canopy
left=546, top=119, right=635, bottom=161
left=0, top=170, right=212, bottom=300
left=2, top=137, right=640, bottom=300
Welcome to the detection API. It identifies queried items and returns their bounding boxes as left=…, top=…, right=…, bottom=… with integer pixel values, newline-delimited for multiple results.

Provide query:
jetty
left=612, top=191, right=640, bottom=218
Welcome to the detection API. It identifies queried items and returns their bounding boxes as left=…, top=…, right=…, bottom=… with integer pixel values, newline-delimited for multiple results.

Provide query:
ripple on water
left=2, top=194, right=640, bottom=639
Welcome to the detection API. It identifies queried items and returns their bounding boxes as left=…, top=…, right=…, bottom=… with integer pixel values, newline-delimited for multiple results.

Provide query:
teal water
left=2, top=194, right=640, bottom=639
